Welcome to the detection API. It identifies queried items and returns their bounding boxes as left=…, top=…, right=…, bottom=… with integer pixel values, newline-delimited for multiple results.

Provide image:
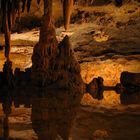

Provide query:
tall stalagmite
left=31, top=0, right=84, bottom=139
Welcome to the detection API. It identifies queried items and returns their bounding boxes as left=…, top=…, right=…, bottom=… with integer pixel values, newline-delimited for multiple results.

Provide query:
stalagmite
left=119, top=71, right=140, bottom=105
left=120, top=71, right=140, bottom=87
left=31, top=0, right=84, bottom=138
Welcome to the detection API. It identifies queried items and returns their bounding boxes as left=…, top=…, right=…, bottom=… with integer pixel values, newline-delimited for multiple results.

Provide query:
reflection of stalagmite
left=31, top=0, right=84, bottom=139
left=1, top=62, right=140, bottom=138
left=63, top=0, right=74, bottom=30
left=31, top=32, right=85, bottom=139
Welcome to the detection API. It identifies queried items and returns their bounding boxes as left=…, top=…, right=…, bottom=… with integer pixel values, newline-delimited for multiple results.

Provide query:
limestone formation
left=0, top=0, right=24, bottom=59
left=31, top=5, right=85, bottom=135
left=0, top=35, right=93, bottom=140
left=63, top=0, right=74, bottom=30
left=0, top=35, right=101, bottom=139
left=120, top=71, right=140, bottom=87
left=0, top=0, right=74, bottom=59
left=86, top=77, right=104, bottom=100
left=31, top=0, right=84, bottom=139
left=1, top=62, right=140, bottom=139
left=119, top=72, right=140, bottom=105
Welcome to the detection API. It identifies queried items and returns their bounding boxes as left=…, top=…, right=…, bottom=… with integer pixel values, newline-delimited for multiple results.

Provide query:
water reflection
left=0, top=88, right=140, bottom=140
left=0, top=60, right=140, bottom=140
left=1, top=91, right=140, bottom=139
left=31, top=88, right=83, bottom=140
left=0, top=57, right=85, bottom=140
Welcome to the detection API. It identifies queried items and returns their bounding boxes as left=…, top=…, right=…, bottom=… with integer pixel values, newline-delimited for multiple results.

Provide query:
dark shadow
left=91, top=0, right=112, bottom=6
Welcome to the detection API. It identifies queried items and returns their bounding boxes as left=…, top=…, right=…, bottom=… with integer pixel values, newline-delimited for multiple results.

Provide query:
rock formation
left=31, top=0, right=84, bottom=139
left=0, top=1, right=82, bottom=139
left=0, top=0, right=74, bottom=60
left=119, top=72, right=140, bottom=105
left=31, top=35, right=85, bottom=139
left=0, top=0, right=22, bottom=59
left=63, top=0, right=74, bottom=30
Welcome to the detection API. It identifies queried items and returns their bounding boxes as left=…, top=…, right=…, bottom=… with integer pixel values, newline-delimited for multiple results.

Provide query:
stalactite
left=0, top=0, right=37, bottom=59
left=0, top=0, right=74, bottom=59
left=63, top=0, right=74, bottom=30
left=21, top=0, right=26, bottom=12
left=27, top=0, right=32, bottom=12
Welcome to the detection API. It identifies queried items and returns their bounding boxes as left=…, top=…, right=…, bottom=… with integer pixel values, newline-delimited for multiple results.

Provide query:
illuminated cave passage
left=0, top=0, right=140, bottom=140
